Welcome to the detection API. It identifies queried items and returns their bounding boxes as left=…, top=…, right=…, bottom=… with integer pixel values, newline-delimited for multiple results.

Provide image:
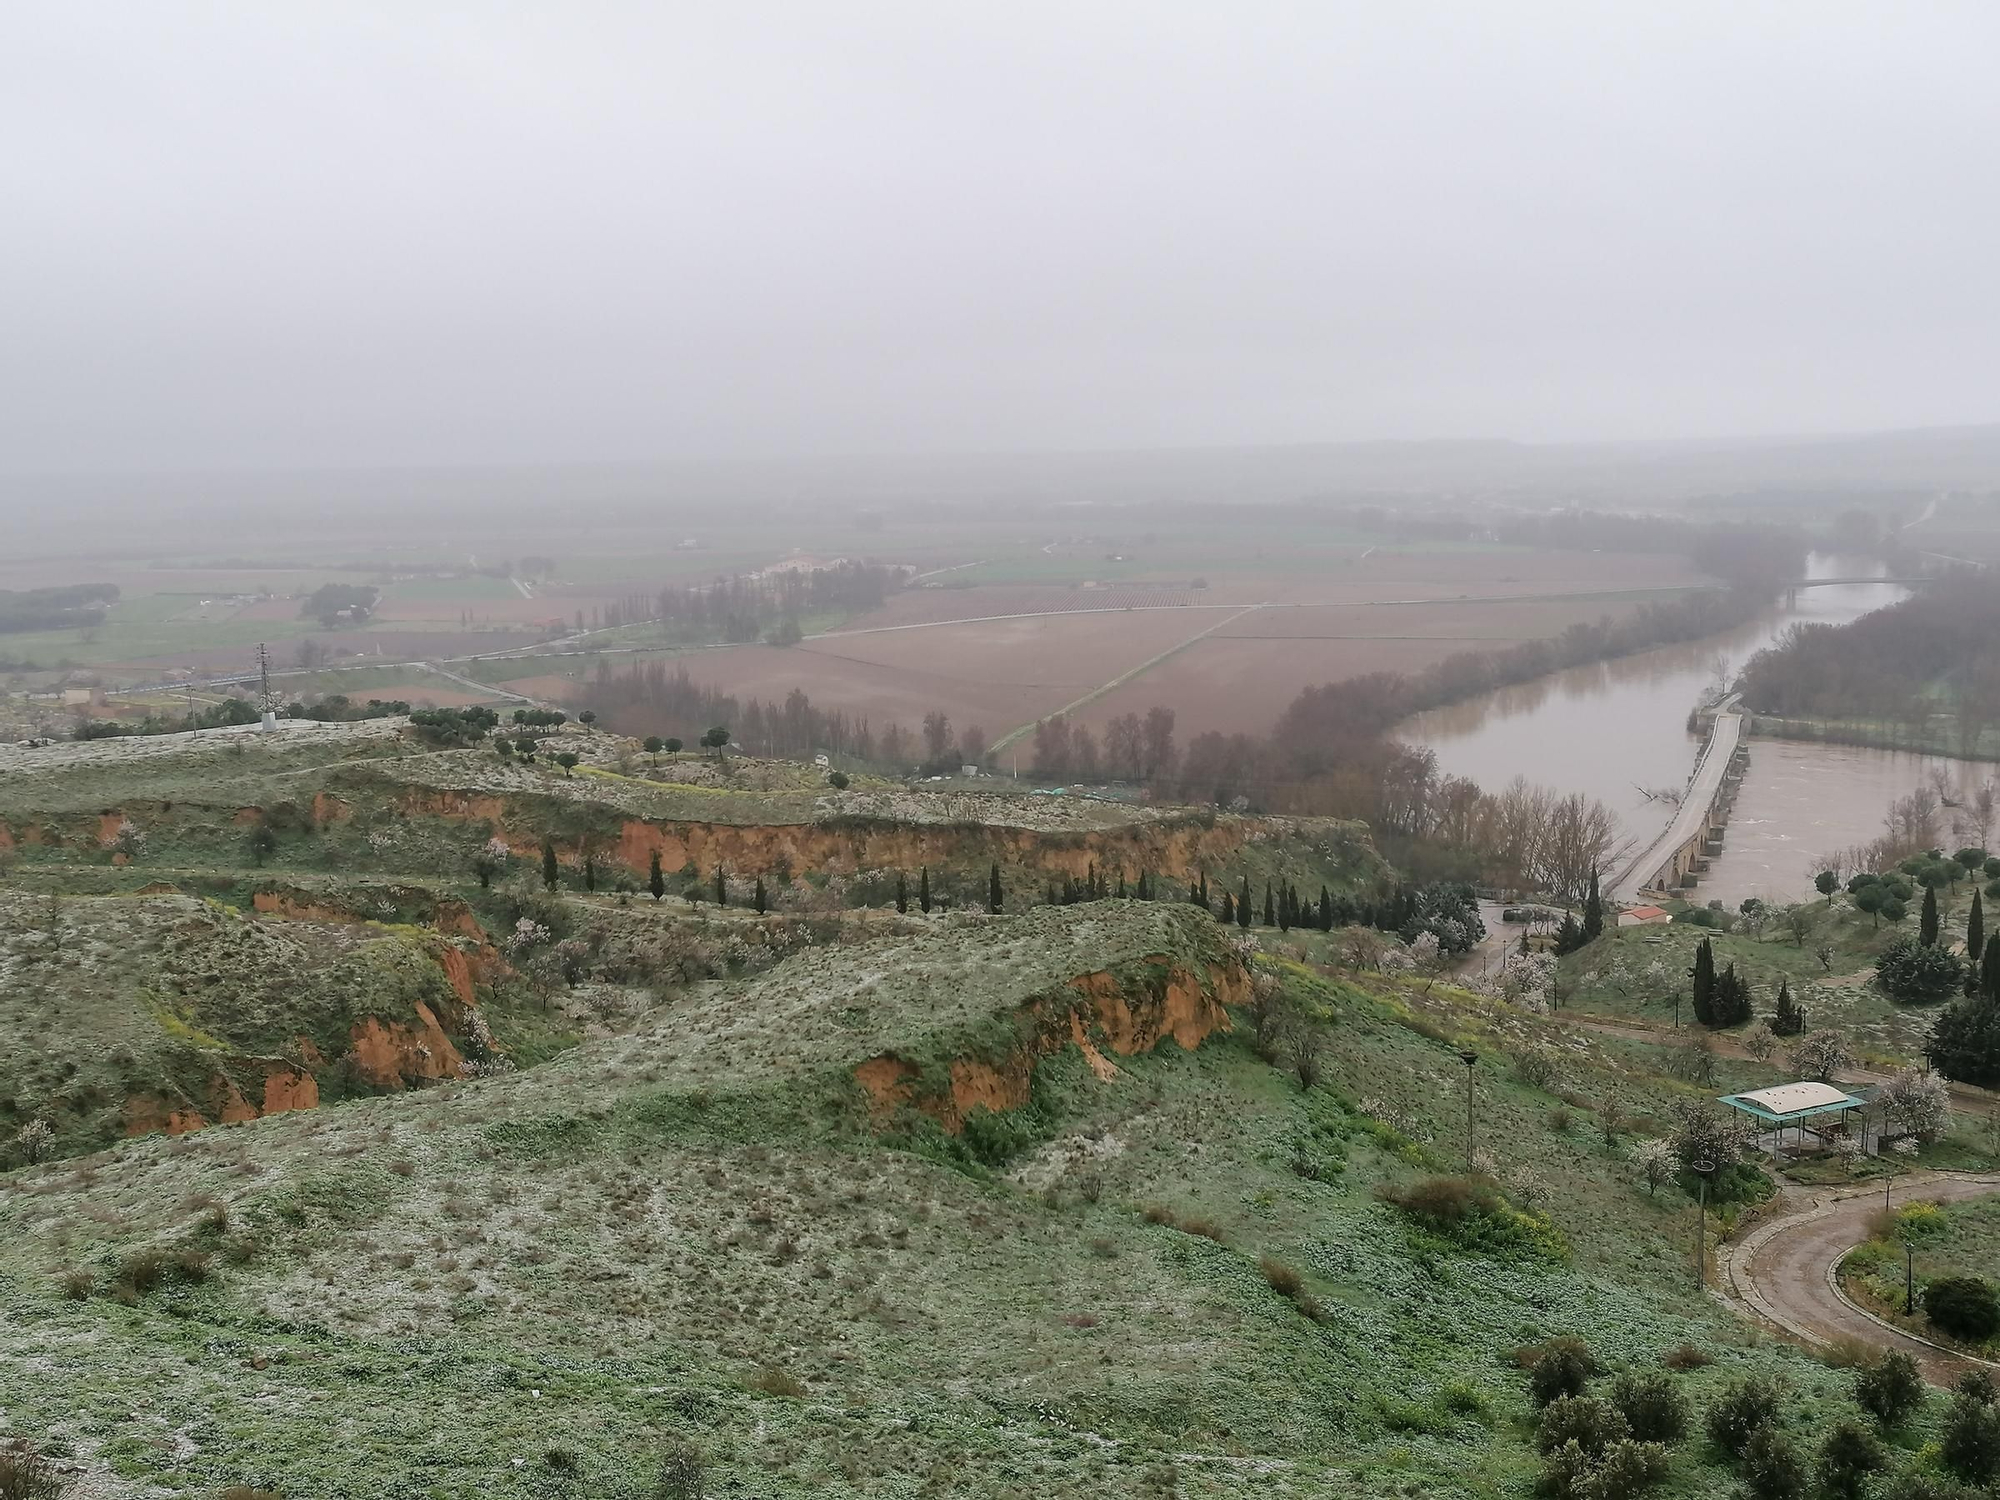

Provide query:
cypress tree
left=1553, top=911, right=1583, bottom=956
left=1219, top=893, right=1235, bottom=925
left=989, top=862, right=1003, bottom=913
left=1239, top=874, right=1252, bottom=927
left=648, top=849, right=664, bottom=903
left=1318, top=887, right=1333, bottom=931
left=1983, top=933, right=2000, bottom=1002
left=1046, top=881, right=1058, bottom=907
left=1117, top=872, right=1127, bottom=900
left=1773, top=976, right=1804, bottom=1036
left=753, top=876, right=767, bottom=914
left=1690, top=937, right=1717, bottom=1026
left=1927, top=991, right=2000, bottom=1087
left=584, top=854, right=596, bottom=893
left=1581, top=868, right=1603, bottom=943
left=1198, top=872, right=1210, bottom=909
left=896, top=871, right=908, bottom=913
left=1970, top=890, right=1986, bottom=977
left=1262, top=884, right=1275, bottom=927
left=1922, top=882, right=1941, bottom=946
left=1714, top=962, right=1752, bottom=1027
left=1277, top=888, right=1291, bottom=932
left=714, top=866, right=727, bottom=906
left=920, top=866, right=932, bottom=914
left=541, top=836, right=558, bottom=892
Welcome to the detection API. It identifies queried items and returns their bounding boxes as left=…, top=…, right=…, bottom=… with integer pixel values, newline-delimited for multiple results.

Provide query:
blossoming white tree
left=1877, top=1066, right=1951, bottom=1144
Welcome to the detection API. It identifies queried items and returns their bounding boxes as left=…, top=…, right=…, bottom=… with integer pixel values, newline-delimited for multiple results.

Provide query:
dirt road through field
left=987, top=603, right=1269, bottom=754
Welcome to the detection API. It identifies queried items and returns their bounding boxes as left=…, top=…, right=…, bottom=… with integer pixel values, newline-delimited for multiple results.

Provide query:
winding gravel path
left=1719, top=1174, right=2000, bottom=1384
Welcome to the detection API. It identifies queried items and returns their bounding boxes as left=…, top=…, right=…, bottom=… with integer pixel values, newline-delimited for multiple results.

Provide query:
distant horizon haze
left=4, top=4, right=1999, bottom=474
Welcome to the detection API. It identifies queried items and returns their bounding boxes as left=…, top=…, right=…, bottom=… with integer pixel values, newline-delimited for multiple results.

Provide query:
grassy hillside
left=0, top=899, right=1942, bottom=1499
left=8, top=726, right=2000, bottom=1497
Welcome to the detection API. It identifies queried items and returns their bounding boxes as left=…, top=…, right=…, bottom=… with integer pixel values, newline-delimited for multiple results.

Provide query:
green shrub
left=117, top=1247, right=171, bottom=1295
left=1587, top=1440, right=1670, bottom=1499
left=1925, top=1276, right=2000, bottom=1343
left=960, top=1105, right=1039, bottom=1168
left=1371, top=1394, right=1452, bottom=1436
left=1608, top=1369, right=1689, bottom=1444
left=1536, top=1395, right=1628, bottom=1456
left=652, top=1441, right=705, bottom=1500
left=1876, top=936, right=1967, bottom=1004
left=1377, top=1175, right=1567, bottom=1262
left=1527, top=1338, right=1600, bottom=1409
left=1885, top=1472, right=1982, bottom=1500
left=1538, top=1438, right=1669, bottom=1500
left=1856, top=1350, right=1927, bottom=1426
left=1436, top=1379, right=1491, bottom=1420
left=1740, top=1425, right=1805, bottom=1500
left=1814, top=1417, right=1885, bottom=1500
left=1939, top=1388, right=2000, bottom=1484
left=1706, top=1374, right=1783, bottom=1457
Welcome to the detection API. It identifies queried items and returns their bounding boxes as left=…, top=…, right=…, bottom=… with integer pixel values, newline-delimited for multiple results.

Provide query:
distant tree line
left=588, top=661, right=888, bottom=764
left=1029, top=707, right=1177, bottom=782
left=626, top=561, right=905, bottom=643
left=300, top=583, right=379, bottom=627
left=1738, top=576, right=2000, bottom=752
left=0, top=582, right=119, bottom=635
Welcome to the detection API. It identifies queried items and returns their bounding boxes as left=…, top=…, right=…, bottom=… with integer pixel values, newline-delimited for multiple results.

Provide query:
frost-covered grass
left=0, top=889, right=486, bottom=1155
left=1559, top=911, right=1946, bottom=1060
left=0, top=907, right=1908, bottom=1499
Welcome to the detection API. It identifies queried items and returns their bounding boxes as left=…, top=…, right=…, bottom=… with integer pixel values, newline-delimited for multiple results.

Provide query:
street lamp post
left=1905, top=1241, right=1916, bottom=1314
left=1459, top=1050, right=1479, bottom=1172
left=1691, top=1157, right=1716, bottom=1286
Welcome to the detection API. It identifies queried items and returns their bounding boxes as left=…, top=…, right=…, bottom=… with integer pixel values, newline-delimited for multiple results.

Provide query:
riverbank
left=1744, top=711, right=2000, bottom=765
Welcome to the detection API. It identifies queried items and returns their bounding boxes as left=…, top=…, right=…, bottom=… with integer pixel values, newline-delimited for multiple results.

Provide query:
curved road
left=1722, top=1174, right=2000, bottom=1384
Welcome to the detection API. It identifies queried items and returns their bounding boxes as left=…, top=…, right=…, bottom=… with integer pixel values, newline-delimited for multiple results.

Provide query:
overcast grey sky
left=3, top=2, right=1997, bottom=471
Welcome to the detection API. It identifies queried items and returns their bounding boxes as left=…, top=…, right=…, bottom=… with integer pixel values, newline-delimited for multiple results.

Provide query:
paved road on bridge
left=1609, top=701, right=1741, bottom=902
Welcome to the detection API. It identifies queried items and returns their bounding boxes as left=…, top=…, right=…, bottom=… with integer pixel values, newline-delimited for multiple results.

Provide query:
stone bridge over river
left=1609, top=697, right=1749, bottom=903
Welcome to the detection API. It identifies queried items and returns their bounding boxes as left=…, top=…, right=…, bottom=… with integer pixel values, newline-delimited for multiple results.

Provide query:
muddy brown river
left=1405, top=554, right=1988, bottom=906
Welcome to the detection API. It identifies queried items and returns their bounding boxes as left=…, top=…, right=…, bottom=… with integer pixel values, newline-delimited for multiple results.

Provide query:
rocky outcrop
left=855, top=951, right=1243, bottom=1133
left=349, top=1001, right=466, bottom=1089
left=122, top=1061, right=320, bottom=1139
left=610, top=816, right=1256, bottom=885
left=390, top=783, right=1331, bottom=888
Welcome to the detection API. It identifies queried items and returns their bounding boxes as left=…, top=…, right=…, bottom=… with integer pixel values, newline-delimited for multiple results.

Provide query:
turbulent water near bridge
left=1404, top=553, right=1989, bottom=907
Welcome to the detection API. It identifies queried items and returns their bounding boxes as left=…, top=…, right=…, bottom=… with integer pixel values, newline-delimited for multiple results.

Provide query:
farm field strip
left=988, top=603, right=1268, bottom=752
left=814, top=600, right=1234, bottom=637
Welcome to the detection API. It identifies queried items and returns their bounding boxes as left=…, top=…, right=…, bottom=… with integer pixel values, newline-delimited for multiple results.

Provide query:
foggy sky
left=4, top=2, right=1998, bottom=472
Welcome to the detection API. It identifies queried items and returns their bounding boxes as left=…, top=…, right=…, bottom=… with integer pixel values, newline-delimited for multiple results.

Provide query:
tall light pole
left=1459, top=1050, right=1479, bottom=1172
left=1691, top=1157, right=1716, bottom=1286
